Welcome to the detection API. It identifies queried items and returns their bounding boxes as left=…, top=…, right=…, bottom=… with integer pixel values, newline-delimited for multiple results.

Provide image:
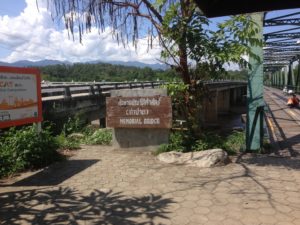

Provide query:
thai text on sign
left=0, top=66, right=42, bottom=129
left=106, top=96, right=172, bottom=128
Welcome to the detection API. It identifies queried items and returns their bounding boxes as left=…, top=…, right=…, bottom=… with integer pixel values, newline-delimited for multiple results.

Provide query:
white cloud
left=0, top=0, right=162, bottom=64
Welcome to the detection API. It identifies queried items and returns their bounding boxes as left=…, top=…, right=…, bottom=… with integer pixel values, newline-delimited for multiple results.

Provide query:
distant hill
left=0, top=59, right=71, bottom=67
left=90, top=60, right=167, bottom=70
left=0, top=59, right=167, bottom=70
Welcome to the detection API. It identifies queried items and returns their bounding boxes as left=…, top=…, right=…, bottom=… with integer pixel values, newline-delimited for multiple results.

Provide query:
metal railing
left=267, top=84, right=300, bottom=94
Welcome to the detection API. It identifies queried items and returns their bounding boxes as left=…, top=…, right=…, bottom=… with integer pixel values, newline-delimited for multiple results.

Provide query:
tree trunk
left=179, top=44, right=191, bottom=84
left=179, top=0, right=191, bottom=85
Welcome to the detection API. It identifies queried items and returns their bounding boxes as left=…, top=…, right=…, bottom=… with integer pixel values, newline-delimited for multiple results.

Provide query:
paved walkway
left=1, top=145, right=300, bottom=225
left=265, top=87, right=300, bottom=157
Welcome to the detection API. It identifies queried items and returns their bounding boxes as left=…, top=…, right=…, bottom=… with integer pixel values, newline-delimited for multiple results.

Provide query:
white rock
left=157, top=149, right=228, bottom=168
left=68, top=133, right=85, bottom=139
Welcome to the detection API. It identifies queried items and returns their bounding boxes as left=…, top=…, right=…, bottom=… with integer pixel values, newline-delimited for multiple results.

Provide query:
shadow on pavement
left=12, top=160, right=99, bottom=186
left=238, top=155, right=300, bottom=170
left=0, top=188, right=173, bottom=225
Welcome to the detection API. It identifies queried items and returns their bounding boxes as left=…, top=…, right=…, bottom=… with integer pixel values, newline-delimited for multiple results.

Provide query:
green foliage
left=55, top=134, right=81, bottom=150
left=162, top=82, right=189, bottom=121
left=160, top=3, right=261, bottom=81
left=62, top=116, right=85, bottom=136
left=162, top=82, right=188, bottom=101
left=0, top=125, right=61, bottom=178
left=39, top=63, right=176, bottom=82
left=221, top=131, right=245, bottom=155
left=55, top=116, right=86, bottom=150
left=191, top=133, right=223, bottom=151
left=81, top=125, right=97, bottom=136
left=156, top=144, right=170, bottom=155
left=84, top=129, right=112, bottom=145
left=156, top=131, right=184, bottom=155
left=168, top=131, right=185, bottom=151
left=156, top=130, right=245, bottom=155
left=213, top=15, right=263, bottom=70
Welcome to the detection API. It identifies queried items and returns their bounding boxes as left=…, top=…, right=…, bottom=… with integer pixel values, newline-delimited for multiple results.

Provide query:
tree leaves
left=47, top=1, right=261, bottom=83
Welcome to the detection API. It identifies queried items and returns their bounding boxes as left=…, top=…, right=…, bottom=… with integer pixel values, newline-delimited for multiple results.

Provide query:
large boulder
left=157, top=149, right=229, bottom=168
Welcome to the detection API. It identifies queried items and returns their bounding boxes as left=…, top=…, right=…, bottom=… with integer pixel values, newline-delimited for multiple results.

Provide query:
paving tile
left=0, top=145, right=299, bottom=225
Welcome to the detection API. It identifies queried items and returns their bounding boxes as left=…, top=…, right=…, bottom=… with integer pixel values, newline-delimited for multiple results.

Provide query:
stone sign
left=106, top=96, right=172, bottom=129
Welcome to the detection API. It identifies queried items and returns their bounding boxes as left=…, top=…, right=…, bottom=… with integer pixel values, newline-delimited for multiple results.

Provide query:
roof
left=195, top=0, right=300, bottom=18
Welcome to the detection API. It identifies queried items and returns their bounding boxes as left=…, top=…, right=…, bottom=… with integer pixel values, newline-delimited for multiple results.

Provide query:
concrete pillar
left=203, top=90, right=218, bottom=124
left=288, top=63, right=294, bottom=89
left=291, top=62, right=295, bottom=88
left=284, top=66, right=288, bottom=87
left=218, top=90, right=230, bottom=114
left=282, top=70, right=285, bottom=88
left=296, top=59, right=300, bottom=92
left=276, top=72, right=283, bottom=88
left=267, top=72, right=272, bottom=86
left=230, top=88, right=237, bottom=105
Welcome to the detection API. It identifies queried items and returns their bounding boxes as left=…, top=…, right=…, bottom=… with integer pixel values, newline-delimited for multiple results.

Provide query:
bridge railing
left=41, top=80, right=247, bottom=101
left=41, top=81, right=165, bottom=101
left=267, top=84, right=300, bottom=94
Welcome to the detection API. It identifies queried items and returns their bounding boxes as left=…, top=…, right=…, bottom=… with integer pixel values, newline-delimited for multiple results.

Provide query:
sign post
left=0, top=66, right=42, bottom=129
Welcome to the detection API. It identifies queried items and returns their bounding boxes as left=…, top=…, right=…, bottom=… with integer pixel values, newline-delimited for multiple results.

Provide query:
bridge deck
left=265, top=86, right=300, bottom=157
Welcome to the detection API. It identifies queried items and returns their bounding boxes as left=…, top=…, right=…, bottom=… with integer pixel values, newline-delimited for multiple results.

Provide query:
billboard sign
left=0, top=66, right=42, bottom=129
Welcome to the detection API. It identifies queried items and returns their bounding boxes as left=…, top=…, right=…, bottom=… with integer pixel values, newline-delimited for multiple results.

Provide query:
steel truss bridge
left=264, top=11, right=300, bottom=89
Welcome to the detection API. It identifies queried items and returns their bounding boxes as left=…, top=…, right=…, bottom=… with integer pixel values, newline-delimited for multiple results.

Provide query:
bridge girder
left=264, top=47, right=300, bottom=52
left=264, top=32, right=300, bottom=40
left=264, top=18, right=300, bottom=26
left=265, top=41, right=299, bottom=47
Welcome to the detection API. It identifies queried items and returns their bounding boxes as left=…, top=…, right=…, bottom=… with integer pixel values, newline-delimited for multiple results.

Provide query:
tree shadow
left=169, top=159, right=299, bottom=214
left=237, top=154, right=300, bottom=170
left=9, top=160, right=99, bottom=187
left=266, top=99, right=300, bottom=157
left=0, top=187, right=174, bottom=225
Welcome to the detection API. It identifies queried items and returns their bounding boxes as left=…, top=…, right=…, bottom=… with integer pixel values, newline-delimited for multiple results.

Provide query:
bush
left=84, top=129, right=112, bottom=145
left=55, top=134, right=81, bottom=150
left=82, top=125, right=97, bottom=136
left=191, top=133, right=222, bottom=151
left=156, top=131, right=184, bottom=155
left=156, top=130, right=245, bottom=155
left=0, top=125, right=62, bottom=178
left=222, top=131, right=245, bottom=155
left=62, top=116, right=85, bottom=136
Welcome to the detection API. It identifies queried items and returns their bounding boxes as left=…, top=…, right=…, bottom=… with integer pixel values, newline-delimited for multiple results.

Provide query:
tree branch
left=140, top=0, right=163, bottom=23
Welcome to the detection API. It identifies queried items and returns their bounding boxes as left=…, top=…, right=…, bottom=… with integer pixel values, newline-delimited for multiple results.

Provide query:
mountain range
left=0, top=59, right=167, bottom=70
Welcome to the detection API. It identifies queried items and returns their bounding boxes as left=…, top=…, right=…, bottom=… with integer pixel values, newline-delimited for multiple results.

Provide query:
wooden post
left=36, top=122, right=42, bottom=134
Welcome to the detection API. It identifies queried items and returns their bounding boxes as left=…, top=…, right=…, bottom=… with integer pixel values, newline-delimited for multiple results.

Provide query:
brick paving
left=1, top=145, right=300, bottom=225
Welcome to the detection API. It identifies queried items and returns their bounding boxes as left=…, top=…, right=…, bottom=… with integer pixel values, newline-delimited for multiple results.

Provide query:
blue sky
left=0, top=0, right=25, bottom=16
left=0, top=0, right=299, bottom=64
